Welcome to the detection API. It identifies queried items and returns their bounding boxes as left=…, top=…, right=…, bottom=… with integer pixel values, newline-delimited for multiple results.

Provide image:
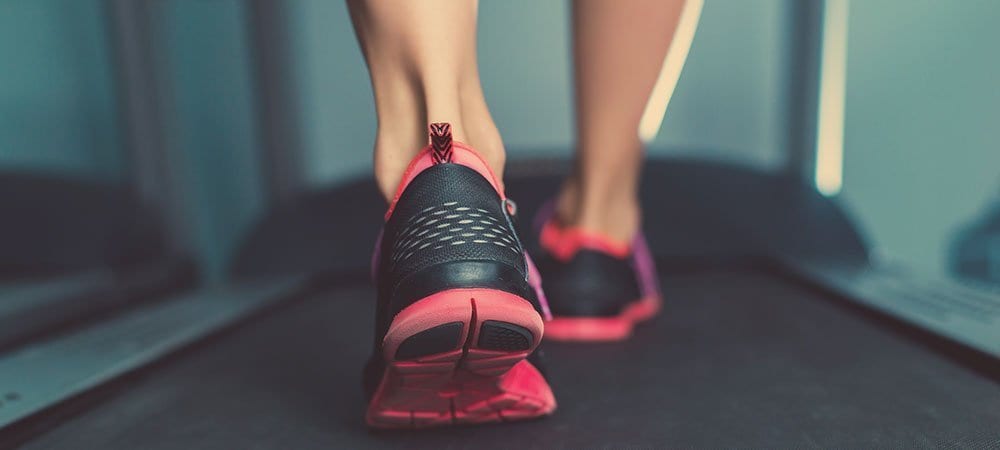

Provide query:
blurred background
left=2, top=1, right=1000, bottom=444
left=0, top=0, right=997, bottom=283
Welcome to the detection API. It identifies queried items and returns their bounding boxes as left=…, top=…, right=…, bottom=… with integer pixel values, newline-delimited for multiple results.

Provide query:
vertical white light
left=638, top=0, right=705, bottom=143
left=815, top=0, right=849, bottom=196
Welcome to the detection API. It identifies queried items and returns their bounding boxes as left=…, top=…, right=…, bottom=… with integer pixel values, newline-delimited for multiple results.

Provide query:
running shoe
left=364, top=123, right=556, bottom=429
left=531, top=201, right=661, bottom=341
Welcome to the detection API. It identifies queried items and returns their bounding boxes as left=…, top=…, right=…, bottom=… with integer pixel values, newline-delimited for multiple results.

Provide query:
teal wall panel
left=154, top=0, right=264, bottom=281
left=287, top=0, right=374, bottom=185
left=0, top=0, right=122, bottom=181
left=841, top=0, right=1000, bottom=277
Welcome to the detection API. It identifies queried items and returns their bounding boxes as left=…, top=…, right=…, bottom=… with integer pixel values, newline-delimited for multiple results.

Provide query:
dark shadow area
left=0, top=172, right=167, bottom=277
left=231, top=156, right=869, bottom=281
left=951, top=192, right=1000, bottom=285
left=0, top=172, right=191, bottom=353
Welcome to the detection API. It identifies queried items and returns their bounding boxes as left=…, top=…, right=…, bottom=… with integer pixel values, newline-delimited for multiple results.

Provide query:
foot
left=531, top=201, right=662, bottom=341
left=364, top=123, right=557, bottom=429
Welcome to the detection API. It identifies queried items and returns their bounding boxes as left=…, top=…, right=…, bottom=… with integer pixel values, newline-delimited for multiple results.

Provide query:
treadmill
left=2, top=159, right=998, bottom=449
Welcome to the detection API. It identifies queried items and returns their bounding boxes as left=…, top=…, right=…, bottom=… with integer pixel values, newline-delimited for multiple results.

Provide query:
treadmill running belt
left=20, top=270, right=1000, bottom=449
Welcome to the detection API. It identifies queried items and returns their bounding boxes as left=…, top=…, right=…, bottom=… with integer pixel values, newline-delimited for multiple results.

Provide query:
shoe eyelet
left=503, top=198, right=518, bottom=217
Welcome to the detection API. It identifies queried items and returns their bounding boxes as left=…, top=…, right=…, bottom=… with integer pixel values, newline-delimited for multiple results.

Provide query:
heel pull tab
left=429, top=123, right=453, bottom=164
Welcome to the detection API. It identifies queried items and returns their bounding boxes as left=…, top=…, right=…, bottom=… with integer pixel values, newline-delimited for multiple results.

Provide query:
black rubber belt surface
left=22, top=270, right=1000, bottom=449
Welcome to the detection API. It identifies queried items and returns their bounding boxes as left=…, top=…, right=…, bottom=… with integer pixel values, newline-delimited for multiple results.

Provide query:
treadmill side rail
left=0, top=277, right=306, bottom=431
left=784, top=257, right=1000, bottom=359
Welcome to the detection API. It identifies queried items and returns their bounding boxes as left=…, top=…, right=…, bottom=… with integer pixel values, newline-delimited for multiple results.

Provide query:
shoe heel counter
left=388, top=260, right=536, bottom=318
left=379, top=164, right=533, bottom=315
left=538, top=250, right=642, bottom=317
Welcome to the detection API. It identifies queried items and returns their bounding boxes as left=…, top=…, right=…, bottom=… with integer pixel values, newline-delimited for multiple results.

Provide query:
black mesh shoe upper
left=534, top=249, right=642, bottom=317
left=371, top=163, right=542, bottom=342
left=376, top=164, right=536, bottom=318
left=382, top=166, right=525, bottom=281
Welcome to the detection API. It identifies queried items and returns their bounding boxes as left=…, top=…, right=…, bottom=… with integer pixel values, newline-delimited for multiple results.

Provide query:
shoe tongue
left=385, top=123, right=504, bottom=220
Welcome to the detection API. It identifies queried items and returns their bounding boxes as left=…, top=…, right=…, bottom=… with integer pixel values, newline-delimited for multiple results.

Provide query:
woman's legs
left=347, top=0, right=504, bottom=201
left=351, top=3, right=559, bottom=428
left=558, top=0, right=687, bottom=243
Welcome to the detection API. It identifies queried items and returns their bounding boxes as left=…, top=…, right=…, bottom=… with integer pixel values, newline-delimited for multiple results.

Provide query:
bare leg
left=347, top=0, right=504, bottom=201
left=559, top=0, right=687, bottom=243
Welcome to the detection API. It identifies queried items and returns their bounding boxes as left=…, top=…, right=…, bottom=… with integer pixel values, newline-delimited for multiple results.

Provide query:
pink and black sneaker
left=531, top=202, right=662, bottom=342
left=363, top=123, right=556, bottom=429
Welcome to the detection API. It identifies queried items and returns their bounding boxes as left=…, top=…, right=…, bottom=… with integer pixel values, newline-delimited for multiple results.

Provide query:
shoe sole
left=544, top=295, right=662, bottom=342
left=366, top=288, right=556, bottom=429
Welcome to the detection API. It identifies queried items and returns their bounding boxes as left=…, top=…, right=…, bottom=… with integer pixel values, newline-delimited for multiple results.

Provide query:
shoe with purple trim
left=530, top=201, right=662, bottom=341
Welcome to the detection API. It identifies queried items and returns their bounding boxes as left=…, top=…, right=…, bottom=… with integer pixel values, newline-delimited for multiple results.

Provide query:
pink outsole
left=366, top=289, right=557, bottom=429
left=544, top=295, right=662, bottom=342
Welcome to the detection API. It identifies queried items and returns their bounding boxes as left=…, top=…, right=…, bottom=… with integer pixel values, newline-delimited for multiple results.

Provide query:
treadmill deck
left=21, top=269, right=1000, bottom=449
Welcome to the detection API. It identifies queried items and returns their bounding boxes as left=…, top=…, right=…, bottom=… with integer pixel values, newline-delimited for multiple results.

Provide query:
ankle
left=460, top=119, right=506, bottom=182
left=554, top=179, right=641, bottom=245
left=370, top=63, right=506, bottom=201
left=373, top=117, right=506, bottom=202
